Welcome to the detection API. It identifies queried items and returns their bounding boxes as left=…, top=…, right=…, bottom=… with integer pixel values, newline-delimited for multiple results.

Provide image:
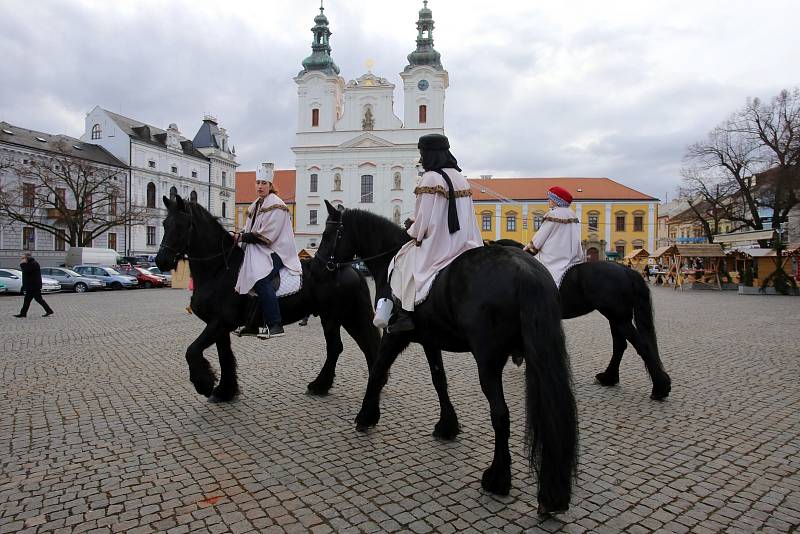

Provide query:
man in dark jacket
left=14, top=252, right=54, bottom=318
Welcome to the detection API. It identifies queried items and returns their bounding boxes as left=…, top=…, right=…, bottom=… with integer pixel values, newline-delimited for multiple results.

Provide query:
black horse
left=154, top=195, right=380, bottom=402
left=319, top=201, right=578, bottom=515
left=491, top=239, right=671, bottom=400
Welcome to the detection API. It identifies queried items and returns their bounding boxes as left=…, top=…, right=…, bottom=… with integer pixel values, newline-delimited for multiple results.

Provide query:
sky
left=1, top=0, right=798, bottom=200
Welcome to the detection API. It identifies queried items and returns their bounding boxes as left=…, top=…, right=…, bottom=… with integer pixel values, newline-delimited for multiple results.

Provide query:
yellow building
left=234, top=170, right=297, bottom=232
left=469, top=177, right=659, bottom=261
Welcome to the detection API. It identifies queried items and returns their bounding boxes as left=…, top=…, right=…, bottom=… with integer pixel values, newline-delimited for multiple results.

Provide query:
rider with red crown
left=234, top=163, right=302, bottom=339
left=381, top=133, right=483, bottom=333
left=523, top=185, right=584, bottom=286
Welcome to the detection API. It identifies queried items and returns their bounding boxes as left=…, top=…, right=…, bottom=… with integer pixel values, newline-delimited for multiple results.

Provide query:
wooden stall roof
left=673, top=244, right=726, bottom=257
left=651, top=246, right=674, bottom=258
left=623, top=249, right=649, bottom=261
left=727, top=247, right=775, bottom=258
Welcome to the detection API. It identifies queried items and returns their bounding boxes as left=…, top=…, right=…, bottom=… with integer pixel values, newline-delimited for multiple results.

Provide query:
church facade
left=292, top=2, right=449, bottom=251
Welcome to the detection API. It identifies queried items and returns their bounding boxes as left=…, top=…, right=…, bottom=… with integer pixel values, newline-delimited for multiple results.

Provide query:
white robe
left=530, top=206, right=584, bottom=286
left=389, top=169, right=483, bottom=310
left=235, top=194, right=302, bottom=295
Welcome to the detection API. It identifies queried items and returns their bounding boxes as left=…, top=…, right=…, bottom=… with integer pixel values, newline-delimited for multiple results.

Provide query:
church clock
left=417, top=79, right=429, bottom=91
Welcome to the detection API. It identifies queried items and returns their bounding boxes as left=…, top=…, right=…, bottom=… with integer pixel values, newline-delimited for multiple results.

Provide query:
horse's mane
left=186, top=201, right=234, bottom=245
left=343, top=208, right=411, bottom=248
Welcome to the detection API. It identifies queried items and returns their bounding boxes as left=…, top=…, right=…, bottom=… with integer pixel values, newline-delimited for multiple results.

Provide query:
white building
left=0, top=121, right=129, bottom=267
left=292, top=1, right=448, bottom=250
left=81, top=107, right=237, bottom=254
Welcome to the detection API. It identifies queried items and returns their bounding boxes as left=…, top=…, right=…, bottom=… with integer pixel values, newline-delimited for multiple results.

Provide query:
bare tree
left=681, top=88, right=800, bottom=236
left=0, top=140, right=146, bottom=247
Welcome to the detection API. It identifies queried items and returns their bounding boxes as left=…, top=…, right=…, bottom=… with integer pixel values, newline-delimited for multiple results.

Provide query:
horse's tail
left=519, top=274, right=578, bottom=513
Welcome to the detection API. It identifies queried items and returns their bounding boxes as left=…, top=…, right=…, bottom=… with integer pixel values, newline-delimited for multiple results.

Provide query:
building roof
left=235, top=170, right=296, bottom=204
left=0, top=121, right=127, bottom=169
left=468, top=177, right=658, bottom=202
left=100, top=108, right=207, bottom=160
left=192, top=116, right=234, bottom=155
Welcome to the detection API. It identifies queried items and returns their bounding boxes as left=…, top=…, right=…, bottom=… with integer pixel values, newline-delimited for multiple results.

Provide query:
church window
left=91, top=124, right=102, bottom=139
left=419, top=105, right=427, bottom=124
left=333, top=173, right=342, bottom=191
left=393, top=172, right=401, bottom=190
left=221, top=202, right=227, bottom=218
left=309, top=209, right=318, bottom=225
left=310, top=173, right=318, bottom=193
left=311, top=108, right=320, bottom=127
left=393, top=206, right=401, bottom=226
left=481, top=212, right=492, bottom=231
left=146, top=182, right=156, bottom=208
left=360, top=175, right=373, bottom=203
left=506, top=212, right=517, bottom=232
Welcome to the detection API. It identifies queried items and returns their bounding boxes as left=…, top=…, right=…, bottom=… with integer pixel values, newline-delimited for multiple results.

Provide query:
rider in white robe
left=234, top=163, right=301, bottom=339
left=524, top=186, right=584, bottom=286
left=386, top=134, right=483, bottom=333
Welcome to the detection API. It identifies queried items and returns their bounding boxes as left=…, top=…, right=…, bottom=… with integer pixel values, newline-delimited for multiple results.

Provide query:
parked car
left=40, top=267, right=105, bottom=293
left=0, top=268, right=61, bottom=294
left=147, top=266, right=173, bottom=286
left=72, top=265, right=138, bottom=290
left=117, top=265, right=165, bottom=288
left=118, top=255, right=151, bottom=266
left=0, top=281, right=6, bottom=293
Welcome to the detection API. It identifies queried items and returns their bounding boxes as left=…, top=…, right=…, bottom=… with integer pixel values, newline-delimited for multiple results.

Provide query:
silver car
left=40, top=267, right=105, bottom=293
left=72, top=265, right=138, bottom=289
left=0, top=268, right=61, bottom=294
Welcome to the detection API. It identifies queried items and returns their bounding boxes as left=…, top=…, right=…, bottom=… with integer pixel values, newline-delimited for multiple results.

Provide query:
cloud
left=1, top=0, right=798, bottom=200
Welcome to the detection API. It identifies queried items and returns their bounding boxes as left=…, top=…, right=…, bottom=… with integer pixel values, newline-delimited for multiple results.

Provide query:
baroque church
left=292, top=1, right=448, bottom=251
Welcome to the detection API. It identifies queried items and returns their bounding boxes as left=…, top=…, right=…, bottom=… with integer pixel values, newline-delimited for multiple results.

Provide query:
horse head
left=155, top=194, right=192, bottom=272
left=318, top=200, right=354, bottom=270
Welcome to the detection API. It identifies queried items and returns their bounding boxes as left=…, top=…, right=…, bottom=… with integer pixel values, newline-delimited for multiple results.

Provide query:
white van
left=65, top=247, right=120, bottom=267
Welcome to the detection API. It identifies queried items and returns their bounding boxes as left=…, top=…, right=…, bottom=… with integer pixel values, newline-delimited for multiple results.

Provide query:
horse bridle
left=322, top=217, right=400, bottom=272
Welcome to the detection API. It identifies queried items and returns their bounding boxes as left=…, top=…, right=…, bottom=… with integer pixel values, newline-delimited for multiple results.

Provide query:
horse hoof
left=432, top=420, right=460, bottom=441
left=355, top=405, right=380, bottom=430
left=307, top=379, right=333, bottom=396
left=595, top=372, right=619, bottom=387
left=650, top=389, right=670, bottom=401
left=191, top=376, right=215, bottom=397
left=481, top=464, right=511, bottom=496
left=537, top=502, right=569, bottom=517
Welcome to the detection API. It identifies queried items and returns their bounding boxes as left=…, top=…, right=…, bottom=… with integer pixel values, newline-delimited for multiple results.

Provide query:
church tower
left=294, top=2, right=345, bottom=133
left=400, top=1, right=449, bottom=130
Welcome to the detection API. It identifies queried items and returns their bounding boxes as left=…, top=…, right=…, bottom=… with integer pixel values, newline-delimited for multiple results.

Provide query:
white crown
left=256, top=162, right=275, bottom=182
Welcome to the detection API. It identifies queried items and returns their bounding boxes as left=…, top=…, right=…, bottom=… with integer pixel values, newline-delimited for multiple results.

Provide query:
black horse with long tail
left=491, top=239, right=671, bottom=400
left=154, top=195, right=380, bottom=402
left=319, top=201, right=578, bottom=515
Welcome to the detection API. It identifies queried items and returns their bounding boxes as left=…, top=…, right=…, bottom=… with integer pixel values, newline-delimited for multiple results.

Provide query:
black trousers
left=19, top=290, right=53, bottom=316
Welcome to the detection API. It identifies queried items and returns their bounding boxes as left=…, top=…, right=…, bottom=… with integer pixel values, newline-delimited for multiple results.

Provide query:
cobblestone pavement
left=0, top=285, right=798, bottom=533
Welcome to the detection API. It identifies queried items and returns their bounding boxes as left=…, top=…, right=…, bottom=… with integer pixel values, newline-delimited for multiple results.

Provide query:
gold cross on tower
left=365, top=58, right=374, bottom=73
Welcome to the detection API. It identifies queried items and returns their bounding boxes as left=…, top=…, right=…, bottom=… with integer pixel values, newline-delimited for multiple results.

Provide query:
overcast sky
left=1, top=0, right=798, bottom=200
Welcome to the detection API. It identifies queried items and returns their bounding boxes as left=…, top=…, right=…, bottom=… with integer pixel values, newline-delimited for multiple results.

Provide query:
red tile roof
left=468, top=177, right=657, bottom=202
left=236, top=170, right=296, bottom=204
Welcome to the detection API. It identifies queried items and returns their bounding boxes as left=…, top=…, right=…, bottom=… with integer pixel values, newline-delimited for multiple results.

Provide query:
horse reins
left=158, top=209, right=237, bottom=270
left=322, top=219, right=400, bottom=272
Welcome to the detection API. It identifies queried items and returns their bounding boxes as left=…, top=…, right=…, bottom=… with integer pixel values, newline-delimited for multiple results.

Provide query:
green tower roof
left=405, top=0, right=443, bottom=71
left=301, top=2, right=340, bottom=76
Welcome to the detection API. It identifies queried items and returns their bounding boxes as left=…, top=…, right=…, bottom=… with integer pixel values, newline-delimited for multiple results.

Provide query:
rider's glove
left=240, top=232, right=260, bottom=244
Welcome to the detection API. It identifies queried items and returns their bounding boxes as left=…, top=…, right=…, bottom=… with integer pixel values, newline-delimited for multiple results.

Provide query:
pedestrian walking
left=14, top=252, right=54, bottom=318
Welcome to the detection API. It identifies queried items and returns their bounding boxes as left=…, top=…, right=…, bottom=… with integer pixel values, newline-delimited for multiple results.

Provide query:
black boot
left=387, top=308, right=414, bottom=333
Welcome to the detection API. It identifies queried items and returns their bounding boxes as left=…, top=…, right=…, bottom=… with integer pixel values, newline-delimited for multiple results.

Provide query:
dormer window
left=91, top=124, right=102, bottom=139
left=311, top=108, right=320, bottom=127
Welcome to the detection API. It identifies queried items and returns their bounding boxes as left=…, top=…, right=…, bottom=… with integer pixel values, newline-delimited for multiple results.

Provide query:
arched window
left=310, top=173, right=318, bottom=193
left=419, top=105, right=427, bottom=124
left=169, top=186, right=178, bottom=201
left=189, top=190, right=198, bottom=203
left=333, top=173, right=342, bottom=191
left=393, top=206, right=401, bottom=225
left=311, top=108, right=320, bottom=127
left=393, top=172, right=402, bottom=190
left=221, top=202, right=227, bottom=218
left=361, top=175, right=373, bottom=203
left=91, top=124, right=102, bottom=140
left=146, top=182, right=156, bottom=208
